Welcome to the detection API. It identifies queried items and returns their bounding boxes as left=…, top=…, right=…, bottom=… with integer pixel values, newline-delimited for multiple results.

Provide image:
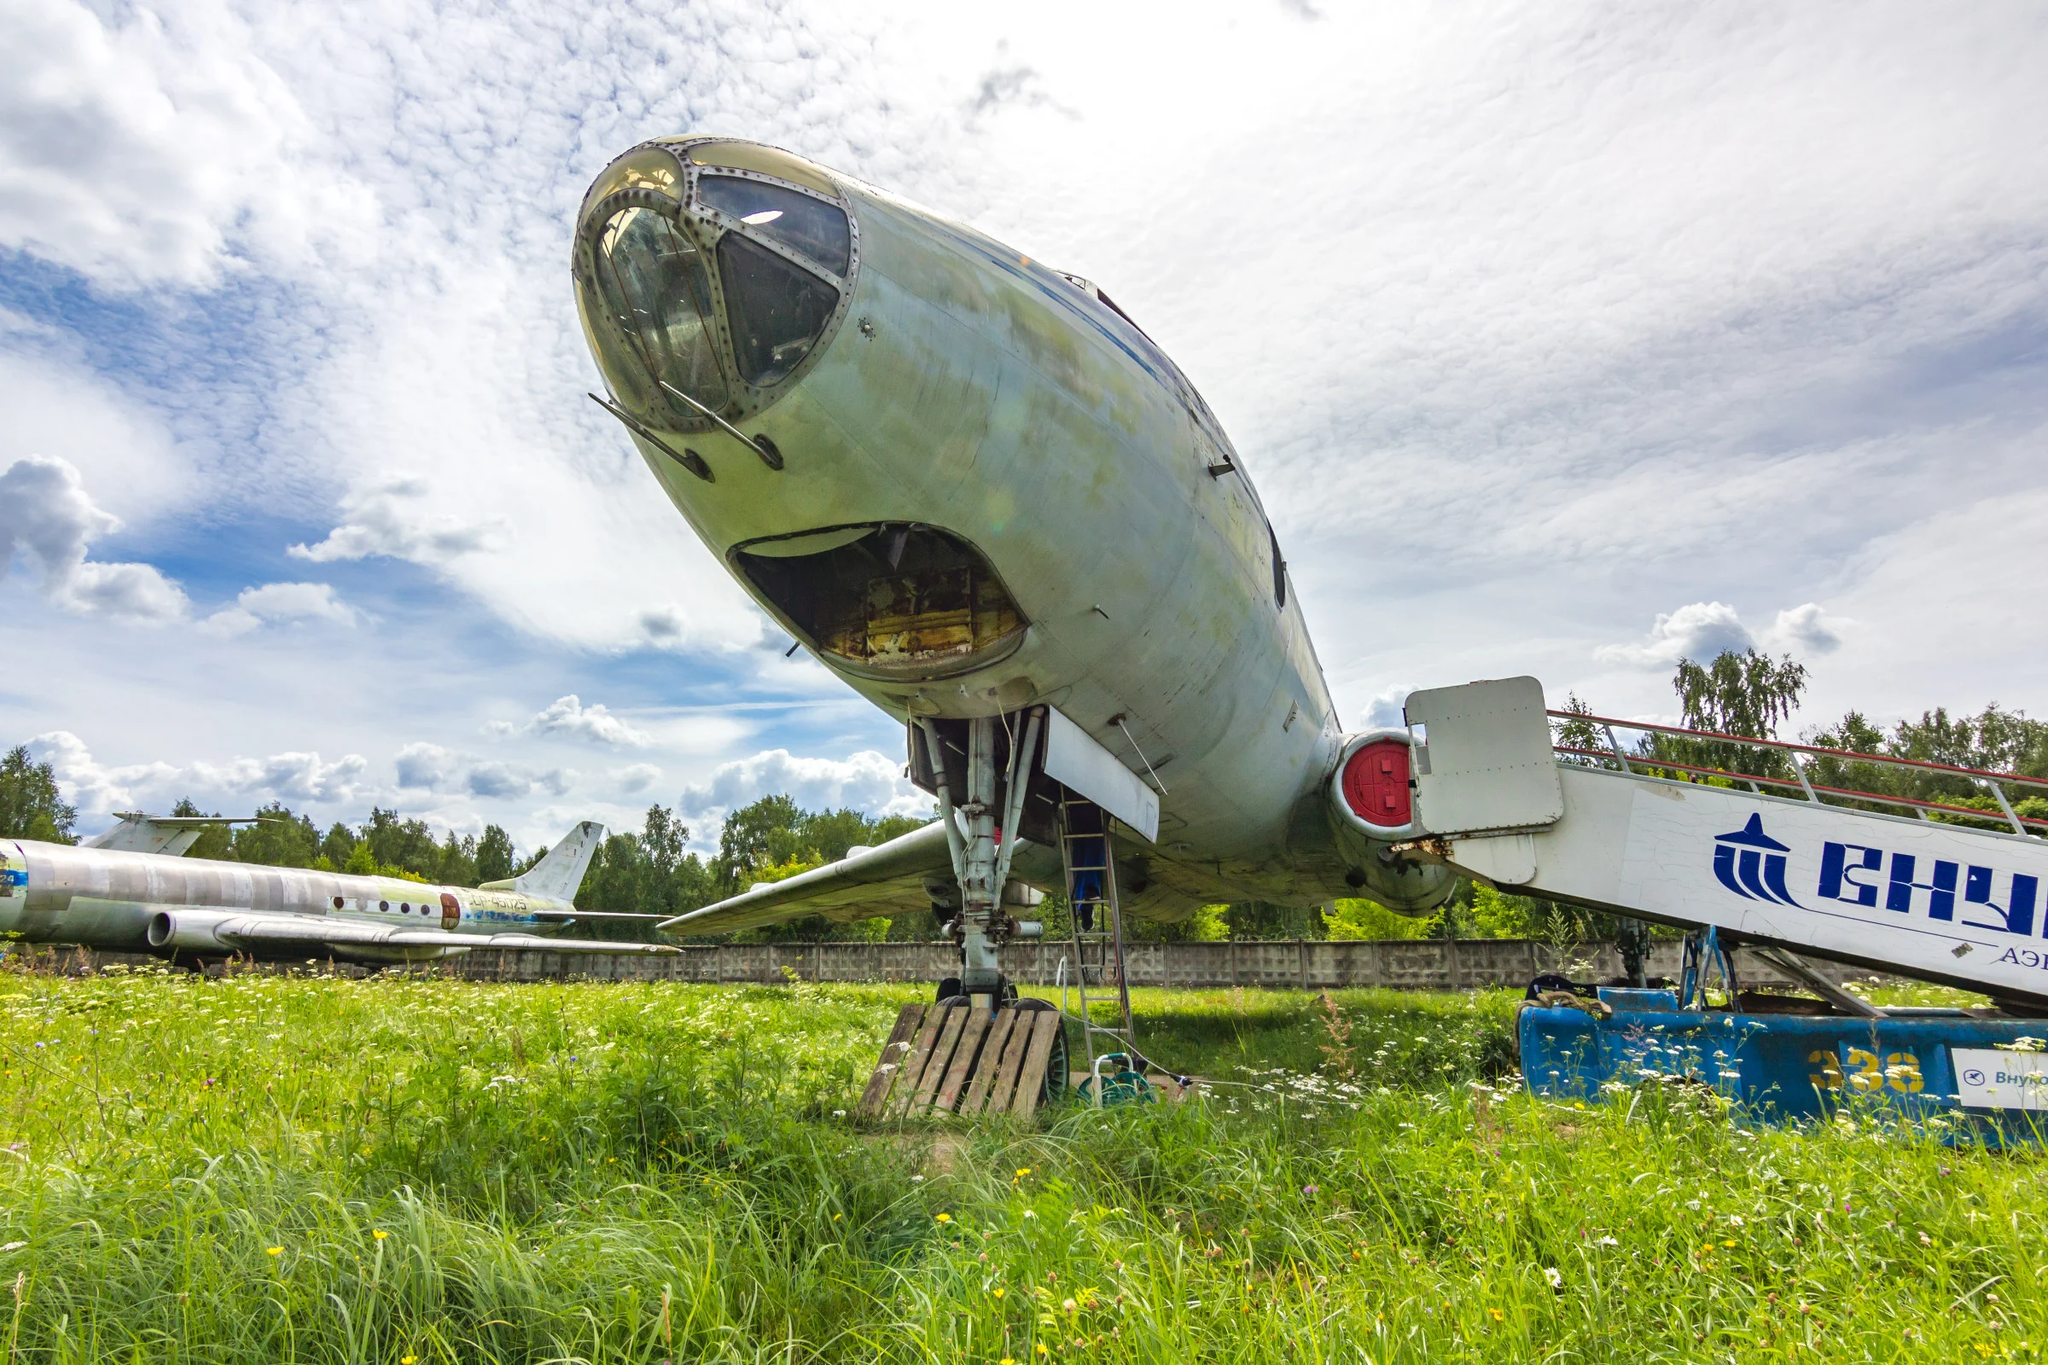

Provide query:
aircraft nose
left=571, top=140, right=858, bottom=443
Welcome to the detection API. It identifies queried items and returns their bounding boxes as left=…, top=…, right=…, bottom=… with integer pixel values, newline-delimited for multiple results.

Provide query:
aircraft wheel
left=1011, top=997, right=1069, bottom=1104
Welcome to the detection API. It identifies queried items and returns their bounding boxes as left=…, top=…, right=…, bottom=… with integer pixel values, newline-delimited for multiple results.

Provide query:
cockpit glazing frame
left=572, top=138, right=863, bottom=434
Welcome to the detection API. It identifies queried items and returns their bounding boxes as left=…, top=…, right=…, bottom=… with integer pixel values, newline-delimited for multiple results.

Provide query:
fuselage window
left=400, top=903, right=411, bottom=914
left=379, top=900, right=389, bottom=912
left=332, top=896, right=343, bottom=910
left=591, top=206, right=729, bottom=420
left=697, top=175, right=850, bottom=276
left=717, top=234, right=840, bottom=386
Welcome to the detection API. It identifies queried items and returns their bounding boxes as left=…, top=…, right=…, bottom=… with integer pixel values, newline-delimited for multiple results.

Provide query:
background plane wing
left=659, top=820, right=954, bottom=936
left=525, top=909, right=669, bottom=921
left=178, top=912, right=678, bottom=955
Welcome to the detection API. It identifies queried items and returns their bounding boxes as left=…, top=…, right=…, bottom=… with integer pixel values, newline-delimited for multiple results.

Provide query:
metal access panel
left=1406, top=677, right=1564, bottom=836
left=1042, top=708, right=1160, bottom=844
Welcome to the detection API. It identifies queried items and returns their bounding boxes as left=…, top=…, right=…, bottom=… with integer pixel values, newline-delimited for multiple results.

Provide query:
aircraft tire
left=1010, top=997, right=1069, bottom=1104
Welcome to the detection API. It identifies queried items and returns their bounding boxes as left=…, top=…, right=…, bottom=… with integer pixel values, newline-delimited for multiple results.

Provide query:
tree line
left=0, top=755, right=925, bottom=940
left=3, top=649, right=2042, bottom=943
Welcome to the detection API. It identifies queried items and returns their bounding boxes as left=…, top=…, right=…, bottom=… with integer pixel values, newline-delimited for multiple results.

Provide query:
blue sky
left=3, top=0, right=2046, bottom=853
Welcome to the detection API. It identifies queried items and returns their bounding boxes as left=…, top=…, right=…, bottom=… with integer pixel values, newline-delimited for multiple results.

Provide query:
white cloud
left=395, top=739, right=575, bottom=800
left=1595, top=599, right=1850, bottom=670
left=519, top=695, right=651, bottom=749
left=1761, top=604, right=1847, bottom=657
left=288, top=477, right=505, bottom=566
left=0, top=456, right=188, bottom=623
left=0, top=0, right=373, bottom=289
left=0, top=350, right=195, bottom=525
left=29, top=730, right=368, bottom=815
left=200, top=581, right=361, bottom=637
left=190, top=751, right=371, bottom=806
left=1362, top=684, right=1412, bottom=730
left=1594, top=602, right=1754, bottom=670
left=610, top=763, right=663, bottom=795
left=28, top=731, right=180, bottom=816
left=678, top=748, right=927, bottom=833
left=394, top=742, right=462, bottom=791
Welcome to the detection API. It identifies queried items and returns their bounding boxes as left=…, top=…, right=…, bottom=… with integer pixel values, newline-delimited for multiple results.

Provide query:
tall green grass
left=0, top=965, right=2036, bottom=1361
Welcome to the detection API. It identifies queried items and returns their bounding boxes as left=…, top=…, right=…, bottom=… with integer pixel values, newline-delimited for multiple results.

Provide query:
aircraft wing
left=659, top=820, right=955, bottom=936
left=167, top=911, right=678, bottom=955
left=525, top=909, right=668, bottom=921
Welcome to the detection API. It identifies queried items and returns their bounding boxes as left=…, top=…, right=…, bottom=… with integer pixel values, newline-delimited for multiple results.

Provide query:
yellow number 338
left=1810, top=1048, right=1923, bottom=1093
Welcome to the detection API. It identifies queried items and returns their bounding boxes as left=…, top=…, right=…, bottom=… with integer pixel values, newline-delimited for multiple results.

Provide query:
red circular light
left=1341, top=739, right=1412, bottom=828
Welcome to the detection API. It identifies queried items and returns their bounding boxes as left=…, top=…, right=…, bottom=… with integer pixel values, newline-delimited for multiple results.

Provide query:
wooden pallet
left=857, top=1002, right=1065, bottom=1120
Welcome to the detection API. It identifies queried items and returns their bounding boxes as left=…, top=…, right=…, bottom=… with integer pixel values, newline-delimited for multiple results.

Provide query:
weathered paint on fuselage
left=0, top=838, right=559, bottom=960
left=595, top=146, right=1349, bottom=912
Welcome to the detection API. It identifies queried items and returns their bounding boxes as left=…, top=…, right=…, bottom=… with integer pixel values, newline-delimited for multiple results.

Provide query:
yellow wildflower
left=373, top=1230, right=388, bottom=1240
left=1488, top=1307, right=1504, bottom=1322
left=993, top=1287, right=1006, bottom=1299
left=266, top=1247, right=282, bottom=1256
left=936, top=1213, right=952, bottom=1223
left=1016, top=1167, right=1033, bottom=1177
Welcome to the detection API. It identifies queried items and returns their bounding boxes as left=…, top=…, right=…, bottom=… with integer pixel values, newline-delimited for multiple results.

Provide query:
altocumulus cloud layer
left=0, top=0, right=2045, bottom=848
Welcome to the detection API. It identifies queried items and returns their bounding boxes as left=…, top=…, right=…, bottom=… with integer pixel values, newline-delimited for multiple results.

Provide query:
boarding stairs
left=1402, top=677, right=2048, bottom=1009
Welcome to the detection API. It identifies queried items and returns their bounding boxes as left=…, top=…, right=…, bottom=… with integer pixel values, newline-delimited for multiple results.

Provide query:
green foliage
left=1799, top=703, right=2048, bottom=830
left=1222, top=901, right=1325, bottom=940
left=434, top=829, right=477, bottom=888
left=1126, top=902, right=1228, bottom=943
left=320, top=821, right=356, bottom=870
left=342, top=842, right=377, bottom=877
left=714, top=795, right=929, bottom=896
left=707, top=796, right=937, bottom=942
left=0, top=746, right=76, bottom=843
left=714, top=793, right=807, bottom=892
left=474, top=823, right=516, bottom=884
left=1644, top=648, right=1809, bottom=780
left=362, top=807, right=445, bottom=880
left=576, top=805, right=716, bottom=936
left=229, top=802, right=321, bottom=868
left=1322, top=898, right=1429, bottom=940
left=0, top=973, right=2031, bottom=1362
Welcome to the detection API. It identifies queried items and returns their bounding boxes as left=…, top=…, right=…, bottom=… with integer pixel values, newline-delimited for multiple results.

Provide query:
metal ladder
left=1058, top=794, right=1137, bottom=1077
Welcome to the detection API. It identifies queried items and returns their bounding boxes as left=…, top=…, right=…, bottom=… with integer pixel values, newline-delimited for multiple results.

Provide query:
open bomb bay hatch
left=733, top=524, right=1027, bottom=681
left=571, top=138, right=860, bottom=447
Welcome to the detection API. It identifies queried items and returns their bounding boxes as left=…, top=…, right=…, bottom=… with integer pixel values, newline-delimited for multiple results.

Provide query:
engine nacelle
left=1327, top=730, right=1455, bottom=914
left=146, top=908, right=242, bottom=953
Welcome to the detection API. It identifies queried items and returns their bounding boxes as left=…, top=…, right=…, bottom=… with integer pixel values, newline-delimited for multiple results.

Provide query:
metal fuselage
left=576, top=139, right=1363, bottom=915
left=0, top=838, right=556, bottom=962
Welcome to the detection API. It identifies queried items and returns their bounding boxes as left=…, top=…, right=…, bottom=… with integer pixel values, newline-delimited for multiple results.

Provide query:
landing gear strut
left=917, top=711, right=1042, bottom=1009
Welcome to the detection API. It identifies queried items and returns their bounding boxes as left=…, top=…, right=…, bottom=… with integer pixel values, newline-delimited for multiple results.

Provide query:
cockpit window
left=589, top=205, right=729, bottom=420
left=718, top=234, right=841, bottom=386
left=698, top=175, right=850, bottom=277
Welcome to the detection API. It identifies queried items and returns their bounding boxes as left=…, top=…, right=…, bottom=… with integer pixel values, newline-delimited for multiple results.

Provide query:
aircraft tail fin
left=481, top=821, right=606, bottom=901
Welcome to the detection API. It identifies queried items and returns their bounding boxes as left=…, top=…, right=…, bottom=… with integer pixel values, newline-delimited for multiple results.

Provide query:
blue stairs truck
left=1385, top=679, right=2048, bottom=1141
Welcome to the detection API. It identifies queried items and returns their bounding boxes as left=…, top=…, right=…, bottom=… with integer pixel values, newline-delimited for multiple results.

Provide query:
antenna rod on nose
left=659, top=381, right=784, bottom=470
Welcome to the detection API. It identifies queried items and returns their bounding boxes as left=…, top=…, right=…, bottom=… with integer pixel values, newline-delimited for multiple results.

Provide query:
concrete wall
left=24, top=939, right=1852, bottom=993
left=437, top=938, right=1738, bottom=992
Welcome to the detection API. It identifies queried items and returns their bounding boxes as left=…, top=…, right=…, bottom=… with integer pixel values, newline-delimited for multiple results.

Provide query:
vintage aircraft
left=0, top=813, right=674, bottom=965
left=573, top=136, right=1457, bottom=1004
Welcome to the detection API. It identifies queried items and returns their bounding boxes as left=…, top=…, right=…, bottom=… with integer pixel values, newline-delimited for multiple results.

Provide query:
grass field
left=0, top=966, right=2038, bottom=1362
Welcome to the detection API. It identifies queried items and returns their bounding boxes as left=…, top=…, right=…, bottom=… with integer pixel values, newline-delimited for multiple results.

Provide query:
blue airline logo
left=1709, top=814, right=2040, bottom=940
left=1712, top=814, right=1800, bottom=906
